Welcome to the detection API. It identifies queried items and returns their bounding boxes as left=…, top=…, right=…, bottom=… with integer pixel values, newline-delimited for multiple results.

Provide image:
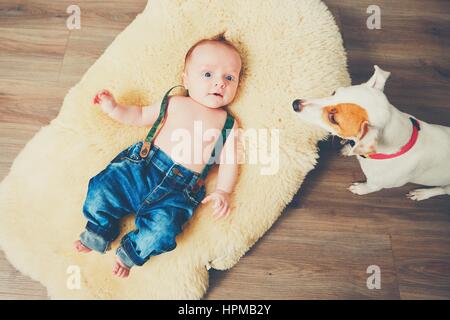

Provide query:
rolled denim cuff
left=116, top=246, right=136, bottom=269
left=120, top=235, right=148, bottom=266
left=80, top=229, right=110, bottom=254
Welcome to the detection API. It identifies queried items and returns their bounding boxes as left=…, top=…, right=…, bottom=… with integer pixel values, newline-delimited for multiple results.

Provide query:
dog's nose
left=292, top=99, right=303, bottom=112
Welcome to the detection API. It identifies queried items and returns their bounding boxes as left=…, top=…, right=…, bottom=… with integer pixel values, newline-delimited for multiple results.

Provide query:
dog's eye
left=328, top=112, right=338, bottom=125
left=331, top=90, right=336, bottom=96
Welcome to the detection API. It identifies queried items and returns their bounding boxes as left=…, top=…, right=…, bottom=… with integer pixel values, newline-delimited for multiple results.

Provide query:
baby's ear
left=182, top=72, right=189, bottom=90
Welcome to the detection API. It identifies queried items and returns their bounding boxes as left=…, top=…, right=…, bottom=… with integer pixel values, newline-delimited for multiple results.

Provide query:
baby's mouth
left=210, top=93, right=223, bottom=98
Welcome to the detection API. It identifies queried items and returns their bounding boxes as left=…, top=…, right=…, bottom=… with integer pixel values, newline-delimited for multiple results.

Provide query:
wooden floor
left=0, top=0, right=449, bottom=300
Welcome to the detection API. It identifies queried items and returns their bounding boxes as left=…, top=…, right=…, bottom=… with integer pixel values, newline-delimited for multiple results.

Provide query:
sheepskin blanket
left=0, top=0, right=349, bottom=299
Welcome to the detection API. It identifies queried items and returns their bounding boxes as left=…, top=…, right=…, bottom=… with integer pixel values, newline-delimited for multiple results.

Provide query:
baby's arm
left=215, top=121, right=239, bottom=193
left=201, top=121, right=239, bottom=218
left=93, top=90, right=161, bottom=127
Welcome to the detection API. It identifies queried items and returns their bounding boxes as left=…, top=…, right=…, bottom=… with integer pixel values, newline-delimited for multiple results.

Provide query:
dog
left=292, top=65, right=450, bottom=201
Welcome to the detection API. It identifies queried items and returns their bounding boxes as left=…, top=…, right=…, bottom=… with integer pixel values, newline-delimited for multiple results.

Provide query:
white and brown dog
left=292, top=65, right=450, bottom=201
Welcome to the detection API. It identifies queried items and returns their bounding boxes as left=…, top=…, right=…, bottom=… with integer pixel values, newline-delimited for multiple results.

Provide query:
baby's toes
left=112, top=262, right=121, bottom=275
left=123, top=269, right=130, bottom=278
left=119, top=267, right=129, bottom=278
left=100, top=89, right=111, bottom=97
left=93, top=93, right=102, bottom=104
left=117, top=266, right=129, bottom=278
left=74, top=240, right=91, bottom=253
left=113, top=257, right=130, bottom=278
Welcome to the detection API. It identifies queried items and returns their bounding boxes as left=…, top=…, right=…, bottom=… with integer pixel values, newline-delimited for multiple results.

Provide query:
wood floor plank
left=0, top=0, right=145, bottom=31
left=58, top=26, right=123, bottom=86
left=0, top=79, right=68, bottom=180
left=206, top=230, right=400, bottom=299
left=0, top=27, right=68, bottom=81
left=0, top=0, right=449, bottom=300
left=0, top=79, right=67, bottom=125
left=0, top=122, right=42, bottom=180
left=391, top=234, right=450, bottom=300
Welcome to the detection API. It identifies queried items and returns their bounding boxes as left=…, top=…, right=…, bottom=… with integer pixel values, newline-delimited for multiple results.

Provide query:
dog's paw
left=348, top=182, right=373, bottom=195
left=407, top=188, right=435, bottom=201
left=341, top=144, right=354, bottom=157
left=348, top=182, right=366, bottom=195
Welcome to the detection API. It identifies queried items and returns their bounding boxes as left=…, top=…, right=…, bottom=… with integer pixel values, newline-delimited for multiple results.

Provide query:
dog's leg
left=348, top=182, right=382, bottom=195
left=407, top=185, right=450, bottom=201
left=341, top=144, right=354, bottom=156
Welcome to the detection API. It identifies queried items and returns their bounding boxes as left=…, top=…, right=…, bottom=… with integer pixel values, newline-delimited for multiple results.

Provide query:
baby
left=74, top=35, right=241, bottom=278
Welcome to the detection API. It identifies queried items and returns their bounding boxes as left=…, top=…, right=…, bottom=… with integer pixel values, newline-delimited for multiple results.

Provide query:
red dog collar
left=361, top=117, right=420, bottom=160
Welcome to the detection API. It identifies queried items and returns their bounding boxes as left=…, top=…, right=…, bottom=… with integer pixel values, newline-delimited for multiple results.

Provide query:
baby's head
left=182, top=34, right=242, bottom=109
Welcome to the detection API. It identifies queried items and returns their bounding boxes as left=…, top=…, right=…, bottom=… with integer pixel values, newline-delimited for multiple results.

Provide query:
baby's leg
left=77, top=168, right=139, bottom=253
left=77, top=142, right=157, bottom=261
left=113, top=206, right=190, bottom=277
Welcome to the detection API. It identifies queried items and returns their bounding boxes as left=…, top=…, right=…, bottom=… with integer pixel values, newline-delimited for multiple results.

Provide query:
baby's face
left=183, top=42, right=242, bottom=109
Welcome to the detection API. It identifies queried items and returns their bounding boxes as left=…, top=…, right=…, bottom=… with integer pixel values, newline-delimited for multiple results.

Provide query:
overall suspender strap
left=199, top=113, right=235, bottom=181
left=139, top=85, right=184, bottom=158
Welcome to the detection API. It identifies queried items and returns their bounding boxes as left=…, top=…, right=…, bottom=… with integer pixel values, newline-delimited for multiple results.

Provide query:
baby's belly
left=153, top=135, right=214, bottom=174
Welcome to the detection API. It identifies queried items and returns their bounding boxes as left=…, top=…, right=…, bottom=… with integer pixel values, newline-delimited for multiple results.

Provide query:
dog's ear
left=352, top=121, right=379, bottom=156
left=365, top=65, right=391, bottom=91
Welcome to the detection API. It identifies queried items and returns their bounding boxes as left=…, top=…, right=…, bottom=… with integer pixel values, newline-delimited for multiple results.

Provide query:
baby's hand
left=93, top=89, right=116, bottom=113
left=201, top=190, right=231, bottom=219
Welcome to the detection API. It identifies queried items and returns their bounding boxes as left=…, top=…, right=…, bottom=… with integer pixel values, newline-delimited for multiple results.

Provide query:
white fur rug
left=0, top=0, right=349, bottom=299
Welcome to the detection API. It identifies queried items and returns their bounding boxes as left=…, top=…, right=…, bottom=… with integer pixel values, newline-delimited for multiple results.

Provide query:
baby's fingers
left=212, top=198, right=223, bottom=210
left=223, top=207, right=231, bottom=218
left=201, top=195, right=213, bottom=204
left=93, top=93, right=101, bottom=104
left=215, top=203, right=229, bottom=219
left=100, top=89, right=111, bottom=97
left=93, top=90, right=112, bottom=105
left=212, top=201, right=223, bottom=217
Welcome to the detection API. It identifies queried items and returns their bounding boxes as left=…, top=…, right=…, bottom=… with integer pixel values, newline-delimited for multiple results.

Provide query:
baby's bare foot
left=74, top=240, right=92, bottom=253
left=113, top=256, right=130, bottom=278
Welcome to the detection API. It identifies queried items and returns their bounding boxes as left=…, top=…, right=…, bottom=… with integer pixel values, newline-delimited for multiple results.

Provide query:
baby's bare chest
left=152, top=106, right=228, bottom=169
left=163, top=106, right=226, bottom=140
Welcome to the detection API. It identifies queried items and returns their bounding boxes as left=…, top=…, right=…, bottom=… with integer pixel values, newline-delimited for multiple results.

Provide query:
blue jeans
left=79, top=141, right=206, bottom=269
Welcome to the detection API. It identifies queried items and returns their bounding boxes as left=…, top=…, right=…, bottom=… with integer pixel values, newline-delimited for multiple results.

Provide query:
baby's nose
left=215, top=77, right=226, bottom=86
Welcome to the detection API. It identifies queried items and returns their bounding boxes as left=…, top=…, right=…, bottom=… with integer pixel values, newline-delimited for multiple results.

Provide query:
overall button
left=191, top=178, right=204, bottom=193
left=172, top=167, right=184, bottom=177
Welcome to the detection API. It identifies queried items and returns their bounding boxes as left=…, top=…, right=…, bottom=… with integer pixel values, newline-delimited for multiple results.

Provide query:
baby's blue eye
left=225, top=75, right=234, bottom=81
left=203, top=72, right=212, bottom=78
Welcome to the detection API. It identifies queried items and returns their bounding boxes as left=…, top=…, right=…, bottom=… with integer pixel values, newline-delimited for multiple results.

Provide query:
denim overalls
left=79, top=85, right=235, bottom=269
